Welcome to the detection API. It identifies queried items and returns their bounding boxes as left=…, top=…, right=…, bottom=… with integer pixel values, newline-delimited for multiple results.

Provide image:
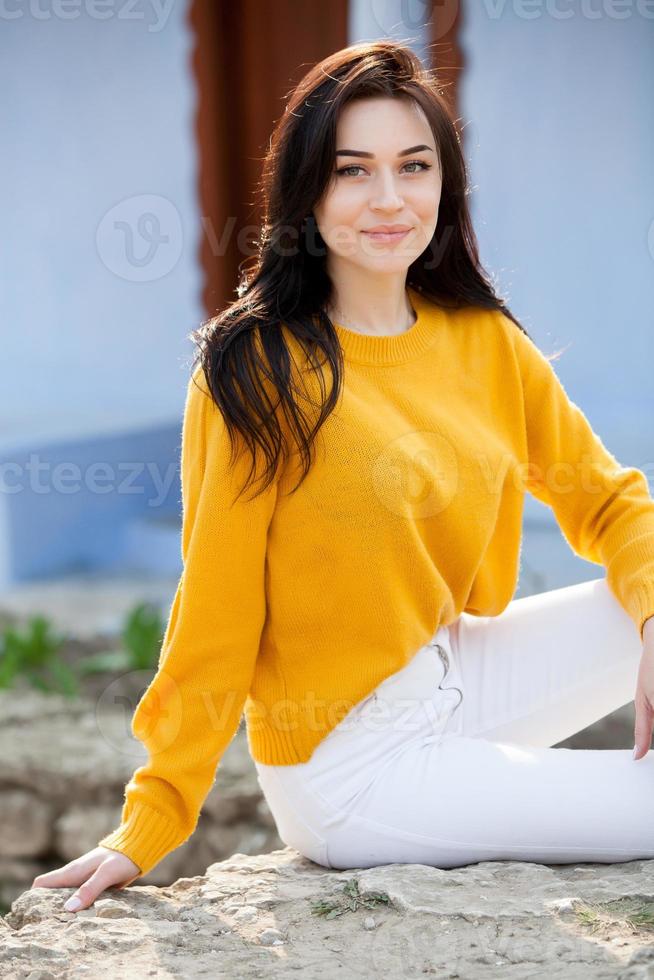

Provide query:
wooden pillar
left=188, top=0, right=349, bottom=317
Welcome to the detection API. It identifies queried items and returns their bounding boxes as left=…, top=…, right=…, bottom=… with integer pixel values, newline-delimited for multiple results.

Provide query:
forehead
left=335, top=97, right=432, bottom=148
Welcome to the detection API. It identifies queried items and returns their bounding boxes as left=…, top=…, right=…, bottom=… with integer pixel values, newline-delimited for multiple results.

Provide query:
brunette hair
left=190, top=39, right=531, bottom=501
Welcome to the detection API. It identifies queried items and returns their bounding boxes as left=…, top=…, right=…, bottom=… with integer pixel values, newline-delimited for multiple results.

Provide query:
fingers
left=31, top=847, right=141, bottom=913
left=633, top=697, right=653, bottom=761
left=32, top=855, right=98, bottom=891
left=31, top=852, right=141, bottom=912
left=60, top=861, right=122, bottom=913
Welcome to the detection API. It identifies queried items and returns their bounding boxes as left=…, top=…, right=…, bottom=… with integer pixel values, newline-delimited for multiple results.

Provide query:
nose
left=369, top=169, right=404, bottom=211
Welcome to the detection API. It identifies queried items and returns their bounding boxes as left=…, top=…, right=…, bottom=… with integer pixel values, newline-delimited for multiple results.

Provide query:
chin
left=358, top=253, right=417, bottom=269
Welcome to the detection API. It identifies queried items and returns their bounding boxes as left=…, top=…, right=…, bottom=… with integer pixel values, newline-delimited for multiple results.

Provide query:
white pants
left=255, top=577, right=654, bottom=871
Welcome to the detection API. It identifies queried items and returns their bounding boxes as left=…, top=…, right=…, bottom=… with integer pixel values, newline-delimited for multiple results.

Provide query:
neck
left=326, top=282, right=417, bottom=337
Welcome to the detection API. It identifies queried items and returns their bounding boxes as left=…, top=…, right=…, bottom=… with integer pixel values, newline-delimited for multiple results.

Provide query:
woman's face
left=312, top=96, right=442, bottom=274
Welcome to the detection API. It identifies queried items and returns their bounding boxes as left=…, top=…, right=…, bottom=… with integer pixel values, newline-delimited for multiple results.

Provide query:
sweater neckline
left=331, top=286, right=441, bottom=366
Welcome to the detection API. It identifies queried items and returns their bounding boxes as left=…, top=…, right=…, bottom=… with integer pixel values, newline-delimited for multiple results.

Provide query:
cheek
left=418, top=174, right=442, bottom=199
left=413, top=183, right=442, bottom=220
left=319, top=189, right=362, bottom=230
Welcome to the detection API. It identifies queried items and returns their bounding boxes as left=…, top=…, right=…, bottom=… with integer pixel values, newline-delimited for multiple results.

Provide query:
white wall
left=0, top=0, right=203, bottom=451
left=349, top=0, right=433, bottom=62
left=459, top=1, right=654, bottom=465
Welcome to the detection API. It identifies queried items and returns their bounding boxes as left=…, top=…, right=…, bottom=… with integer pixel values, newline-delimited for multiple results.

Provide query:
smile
left=362, top=229, right=412, bottom=244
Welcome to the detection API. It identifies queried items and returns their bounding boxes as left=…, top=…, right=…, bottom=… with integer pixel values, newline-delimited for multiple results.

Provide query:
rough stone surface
left=4, top=850, right=654, bottom=978
left=0, top=688, right=283, bottom=909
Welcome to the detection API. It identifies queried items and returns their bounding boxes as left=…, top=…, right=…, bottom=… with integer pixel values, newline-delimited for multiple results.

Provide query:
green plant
left=76, top=601, right=165, bottom=675
left=574, top=897, right=654, bottom=936
left=0, top=615, right=77, bottom=697
left=310, top=877, right=392, bottom=919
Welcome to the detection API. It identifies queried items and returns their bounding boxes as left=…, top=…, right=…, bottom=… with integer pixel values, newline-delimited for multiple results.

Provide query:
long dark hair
left=190, top=39, right=532, bottom=502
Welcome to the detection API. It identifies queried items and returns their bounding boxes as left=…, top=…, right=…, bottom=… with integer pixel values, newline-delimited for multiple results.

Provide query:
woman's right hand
left=31, top=846, right=142, bottom=912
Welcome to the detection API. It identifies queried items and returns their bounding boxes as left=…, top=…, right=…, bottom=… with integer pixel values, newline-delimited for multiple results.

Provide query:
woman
left=34, top=40, right=654, bottom=912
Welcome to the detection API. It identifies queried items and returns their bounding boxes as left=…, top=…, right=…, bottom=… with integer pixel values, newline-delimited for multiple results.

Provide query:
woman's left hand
left=633, top=616, right=654, bottom=761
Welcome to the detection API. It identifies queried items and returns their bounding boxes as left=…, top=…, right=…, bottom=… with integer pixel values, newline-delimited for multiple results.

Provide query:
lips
left=364, top=225, right=412, bottom=234
left=362, top=227, right=412, bottom=244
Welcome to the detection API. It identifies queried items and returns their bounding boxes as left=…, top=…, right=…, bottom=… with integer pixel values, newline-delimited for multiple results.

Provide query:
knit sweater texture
left=98, top=285, right=654, bottom=878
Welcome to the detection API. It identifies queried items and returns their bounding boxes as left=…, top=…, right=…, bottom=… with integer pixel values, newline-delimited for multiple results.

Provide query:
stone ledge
left=4, top=849, right=654, bottom=978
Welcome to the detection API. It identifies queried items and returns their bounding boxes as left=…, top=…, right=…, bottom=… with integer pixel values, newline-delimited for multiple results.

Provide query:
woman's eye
left=336, top=165, right=365, bottom=177
left=404, top=161, right=432, bottom=174
left=335, top=161, right=432, bottom=177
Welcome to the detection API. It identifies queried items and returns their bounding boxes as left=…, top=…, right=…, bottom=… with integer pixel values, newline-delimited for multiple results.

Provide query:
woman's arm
left=96, top=367, right=281, bottom=878
left=508, top=318, right=654, bottom=642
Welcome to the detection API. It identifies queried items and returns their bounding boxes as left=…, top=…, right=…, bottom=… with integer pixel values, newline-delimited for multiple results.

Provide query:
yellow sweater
left=98, top=286, right=654, bottom=878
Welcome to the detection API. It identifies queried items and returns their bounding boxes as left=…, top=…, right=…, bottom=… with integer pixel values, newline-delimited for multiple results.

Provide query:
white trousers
left=255, top=577, right=654, bottom=871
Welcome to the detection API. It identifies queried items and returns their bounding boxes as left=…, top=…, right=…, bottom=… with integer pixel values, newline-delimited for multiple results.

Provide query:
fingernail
left=633, top=746, right=638, bottom=759
left=64, top=897, right=82, bottom=912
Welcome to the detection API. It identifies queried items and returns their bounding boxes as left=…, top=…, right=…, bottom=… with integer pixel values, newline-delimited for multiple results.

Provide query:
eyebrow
left=335, top=144, right=434, bottom=159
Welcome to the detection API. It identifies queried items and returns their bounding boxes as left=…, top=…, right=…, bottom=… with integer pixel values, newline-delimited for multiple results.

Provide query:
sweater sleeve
left=97, top=367, right=281, bottom=880
left=509, top=319, right=654, bottom=642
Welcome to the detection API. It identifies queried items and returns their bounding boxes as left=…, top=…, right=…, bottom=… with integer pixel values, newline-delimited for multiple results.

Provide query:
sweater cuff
left=97, top=801, right=185, bottom=879
left=641, top=612, right=654, bottom=644
left=631, top=586, right=654, bottom=643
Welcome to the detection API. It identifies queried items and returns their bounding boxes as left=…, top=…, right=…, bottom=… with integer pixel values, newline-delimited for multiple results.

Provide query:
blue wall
left=3, top=425, right=183, bottom=582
